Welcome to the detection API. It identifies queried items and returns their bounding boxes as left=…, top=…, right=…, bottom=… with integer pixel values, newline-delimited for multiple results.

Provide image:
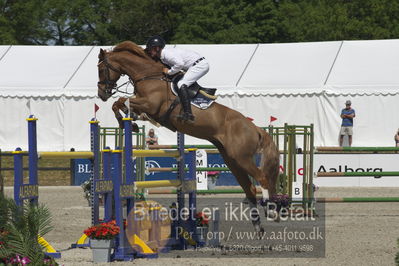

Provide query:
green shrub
left=0, top=195, right=57, bottom=265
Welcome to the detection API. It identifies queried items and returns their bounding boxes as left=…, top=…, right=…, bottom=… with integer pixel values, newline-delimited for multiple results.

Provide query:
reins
left=98, top=55, right=169, bottom=97
left=98, top=49, right=180, bottom=131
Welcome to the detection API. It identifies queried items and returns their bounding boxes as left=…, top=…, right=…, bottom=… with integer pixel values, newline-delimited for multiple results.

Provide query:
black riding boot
left=178, top=85, right=195, bottom=123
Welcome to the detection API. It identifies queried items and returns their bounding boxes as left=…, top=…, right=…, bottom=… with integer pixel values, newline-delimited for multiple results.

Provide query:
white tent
left=1, top=39, right=399, bottom=151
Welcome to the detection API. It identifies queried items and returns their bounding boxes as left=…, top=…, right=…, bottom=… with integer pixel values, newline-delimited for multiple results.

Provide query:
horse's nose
left=98, top=89, right=108, bottom=102
left=97, top=84, right=108, bottom=101
left=99, top=94, right=107, bottom=102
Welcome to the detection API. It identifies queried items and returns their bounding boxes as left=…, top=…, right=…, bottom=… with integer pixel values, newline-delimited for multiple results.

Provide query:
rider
left=145, top=35, right=209, bottom=123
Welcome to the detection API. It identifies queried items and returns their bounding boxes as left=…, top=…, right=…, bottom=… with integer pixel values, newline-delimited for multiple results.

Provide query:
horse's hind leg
left=232, top=155, right=276, bottom=198
left=230, top=155, right=279, bottom=219
left=219, top=151, right=263, bottom=232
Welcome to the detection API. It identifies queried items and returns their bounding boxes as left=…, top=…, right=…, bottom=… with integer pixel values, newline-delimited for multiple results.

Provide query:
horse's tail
left=258, top=128, right=280, bottom=196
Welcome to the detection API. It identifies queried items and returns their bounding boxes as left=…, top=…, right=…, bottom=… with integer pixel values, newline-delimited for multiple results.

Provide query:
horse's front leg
left=112, top=97, right=139, bottom=132
left=128, top=97, right=163, bottom=127
left=128, top=97, right=152, bottom=117
left=112, top=97, right=128, bottom=128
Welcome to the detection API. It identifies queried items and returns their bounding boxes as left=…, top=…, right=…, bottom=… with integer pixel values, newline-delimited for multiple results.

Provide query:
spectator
left=339, top=100, right=356, bottom=147
left=146, top=128, right=158, bottom=146
left=395, top=129, right=399, bottom=147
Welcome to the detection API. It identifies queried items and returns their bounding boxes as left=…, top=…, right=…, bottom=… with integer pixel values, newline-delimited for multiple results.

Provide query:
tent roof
left=175, top=44, right=257, bottom=94
left=326, top=39, right=399, bottom=95
left=0, top=46, right=93, bottom=97
left=236, top=41, right=341, bottom=95
left=1, top=39, right=399, bottom=97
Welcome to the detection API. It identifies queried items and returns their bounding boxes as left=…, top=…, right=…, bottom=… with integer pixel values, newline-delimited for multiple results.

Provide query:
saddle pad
left=171, top=85, right=215, bottom=110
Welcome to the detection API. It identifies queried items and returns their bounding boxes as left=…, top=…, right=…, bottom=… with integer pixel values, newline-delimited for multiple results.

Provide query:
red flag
left=94, top=104, right=99, bottom=113
left=246, top=117, right=254, bottom=121
left=270, top=116, right=277, bottom=123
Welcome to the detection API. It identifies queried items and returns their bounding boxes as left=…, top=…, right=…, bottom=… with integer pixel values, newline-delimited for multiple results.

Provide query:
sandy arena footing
left=3, top=186, right=399, bottom=266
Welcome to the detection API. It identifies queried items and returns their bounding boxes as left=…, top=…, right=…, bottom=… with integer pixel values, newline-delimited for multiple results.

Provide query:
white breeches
left=177, top=60, right=209, bottom=88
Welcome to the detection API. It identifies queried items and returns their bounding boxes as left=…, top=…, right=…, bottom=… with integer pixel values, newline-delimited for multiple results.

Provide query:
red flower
left=84, top=221, right=120, bottom=240
left=195, top=212, right=209, bottom=227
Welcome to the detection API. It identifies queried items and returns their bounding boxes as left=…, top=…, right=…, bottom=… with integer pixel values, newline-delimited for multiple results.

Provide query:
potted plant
left=0, top=195, right=58, bottom=265
left=84, top=221, right=120, bottom=263
left=194, top=212, right=209, bottom=243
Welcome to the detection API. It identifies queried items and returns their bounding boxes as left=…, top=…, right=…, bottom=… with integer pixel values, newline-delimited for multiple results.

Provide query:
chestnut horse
left=97, top=41, right=280, bottom=231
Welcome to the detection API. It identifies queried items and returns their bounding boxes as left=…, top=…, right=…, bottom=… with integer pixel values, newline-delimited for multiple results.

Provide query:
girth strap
left=158, top=98, right=180, bottom=132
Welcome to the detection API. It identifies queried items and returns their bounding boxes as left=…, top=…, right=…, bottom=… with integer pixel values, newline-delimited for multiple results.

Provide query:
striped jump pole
left=147, top=190, right=399, bottom=202
left=146, top=167, right=231, bottom=172
left=315, top=146, right=399, bottom=154
left=132, top=150, right=181, bottom=157
left=318, top=197, right=399, bottom=203
left=38, top=151, right=94, bottom=159
left=147, top=144, right=217, bottom=149
left=317, top=172, right=399, bottom=177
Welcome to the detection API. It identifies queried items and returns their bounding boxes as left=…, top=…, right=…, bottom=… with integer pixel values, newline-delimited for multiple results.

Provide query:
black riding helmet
left=146, top=35, right=166, bottom=50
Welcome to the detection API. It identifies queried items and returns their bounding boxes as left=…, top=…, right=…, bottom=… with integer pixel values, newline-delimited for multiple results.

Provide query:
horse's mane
left=112, top=41, right=150, bottom=60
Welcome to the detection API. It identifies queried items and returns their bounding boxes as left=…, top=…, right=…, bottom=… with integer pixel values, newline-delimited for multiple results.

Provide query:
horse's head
left=97, top=48, right=123, bottom=101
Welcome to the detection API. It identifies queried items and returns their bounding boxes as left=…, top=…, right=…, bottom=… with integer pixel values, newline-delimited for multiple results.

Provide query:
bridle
left=97, top=56, right=130, bottom=97
left=98, top=54, right=168, bottom=98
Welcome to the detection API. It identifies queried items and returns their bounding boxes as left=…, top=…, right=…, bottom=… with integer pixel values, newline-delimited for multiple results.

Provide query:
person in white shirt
left=145, top=35, right=209, bottom=123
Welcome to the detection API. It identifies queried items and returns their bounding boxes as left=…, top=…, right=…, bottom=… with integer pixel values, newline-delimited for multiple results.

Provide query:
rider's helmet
left=146, top=35, right=166, bottom=50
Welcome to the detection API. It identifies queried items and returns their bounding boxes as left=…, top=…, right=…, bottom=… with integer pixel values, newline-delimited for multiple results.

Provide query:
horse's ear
left=99, top=48, right=105, bottom=60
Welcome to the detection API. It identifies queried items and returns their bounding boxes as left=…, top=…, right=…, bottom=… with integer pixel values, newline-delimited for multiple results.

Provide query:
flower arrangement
left=5, top=255, right=31, bottom=265
left=207, top=171, right=220, bottom=182
left=84, top=221, right=120, bottom=240
left=208, top=171, right=220, bottom=180
left=271, top=194, right=290, bottom=208
left=195, top=212, right=209, bottom=227
left=259, top=194, right=290, bottom=211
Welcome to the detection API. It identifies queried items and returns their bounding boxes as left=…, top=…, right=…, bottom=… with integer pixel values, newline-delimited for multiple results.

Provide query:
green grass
left=1, top=155, right=70, bottom=186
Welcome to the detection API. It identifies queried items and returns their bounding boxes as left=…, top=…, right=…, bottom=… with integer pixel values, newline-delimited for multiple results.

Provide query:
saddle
left=158, top=73, right=217, bottom=131
left=171, top=73, right=217, bottom=99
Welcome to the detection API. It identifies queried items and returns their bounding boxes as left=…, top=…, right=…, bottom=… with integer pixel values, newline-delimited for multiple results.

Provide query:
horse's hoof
left=253, top=223, right=264, bottom=234
left=264, top=208, right=279, bottom=222
left=254, top=226, right=265, bottom=239
left=258, top=226, right=265, bottom=234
